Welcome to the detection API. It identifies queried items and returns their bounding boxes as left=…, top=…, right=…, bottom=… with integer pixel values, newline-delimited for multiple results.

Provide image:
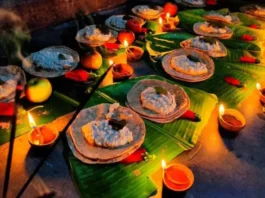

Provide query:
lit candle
left=161, top=159, right=166, bottom=176
left=218, top=104, right=246, bottom=132
left=166, top=12, right=170, bottom=23
left=256, top=83, right=265, bottom=103
left=28, top=112, right=43, bottom=145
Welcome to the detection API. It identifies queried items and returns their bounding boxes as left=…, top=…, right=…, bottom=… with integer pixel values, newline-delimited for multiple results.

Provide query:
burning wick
left=123, top=40, right=128, bottom=48
left=159, top=17, right=163, bottom=26
left=162, top=159, right=166, bottom=174
left=109, top=59, right=114, bottom=67
left=28, top=112, right=43, bottom=145
left=166, top=13, right=170, bottom=23
left=219, top=104, right=225, bottom=117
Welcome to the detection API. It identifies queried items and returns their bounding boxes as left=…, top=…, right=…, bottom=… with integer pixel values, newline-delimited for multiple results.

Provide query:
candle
left=218, top=104, right=246, bottom=132
left=256, top=83, right=265, bottom=103
left=162, top=161, right=194, bottom=192
left=109, top=60, right=114, bottom=67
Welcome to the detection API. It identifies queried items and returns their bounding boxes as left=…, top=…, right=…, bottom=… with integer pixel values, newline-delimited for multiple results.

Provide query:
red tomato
left=117, top=30, right=135, bottom=45
left=126, top=19, right=142, bottom=33
left=163, top=2, right=178, bottom=16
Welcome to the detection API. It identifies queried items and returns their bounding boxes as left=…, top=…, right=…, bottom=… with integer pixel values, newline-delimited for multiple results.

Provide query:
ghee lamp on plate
left=218, top=104, right=246, bottom=132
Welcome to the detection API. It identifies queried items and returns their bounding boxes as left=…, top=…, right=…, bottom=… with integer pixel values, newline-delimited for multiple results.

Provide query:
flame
left=161, top=159, right=166, bottom=170
left=28, top=112, right=36, bottom=128
left=219, top=104, right=225, bottom=116
left=166, top=13, right=170, bottom=21
left=159, top=17, right=163, bottom=25
left=109, top=60, right=114, bottom=66
left=256, top=83, right=261, bottom=91
left=123, top=40, right=128, bottom=48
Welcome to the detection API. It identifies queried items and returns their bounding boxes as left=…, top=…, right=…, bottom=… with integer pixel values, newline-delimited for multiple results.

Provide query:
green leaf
left=154, top=86, right=167, bottom=95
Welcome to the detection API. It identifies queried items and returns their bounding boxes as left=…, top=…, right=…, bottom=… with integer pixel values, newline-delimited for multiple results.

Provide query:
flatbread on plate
left=126, top=79, right=190, bottom=123
left=193, top=22, right=233, bottom=39
left=0, top=65, right=26, bottom=102
left=162, top=48, right=215, bottom=82
left=22, top=46, right=79, bottom=78
left=68, top=103, right=146, bottom=161
left=131, top=5, right=163, bottom=20
left=180, top=36, right=227, bottom=58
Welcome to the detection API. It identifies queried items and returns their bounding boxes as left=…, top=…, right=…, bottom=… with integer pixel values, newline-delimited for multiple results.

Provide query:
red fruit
left=121, top=147, right=146, bottom=164
left=249, top=24, right=259, bottom=29
left=224, top=76, right=244, bottom=87
left=164, top=2, right=178, bottom=16
left=241, top=34, right=255, bottom=41
left=126, top=19, right=142, bottom=33
left=181, top=110, right=201, bottom=122
left=117, top=30, right=135, bottom=45
left=239, top=56, right=260, bottom=64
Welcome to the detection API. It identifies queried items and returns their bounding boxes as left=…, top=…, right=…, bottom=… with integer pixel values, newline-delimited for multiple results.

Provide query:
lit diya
left=256, top=83, right=265, bottom=104
left=28, top=112, right=59, bottom=147
left=113, top=63, right=134, bottom=80
left=218, top=104, right=246, bottom=132
left=126, top=46, right=144, bottom=61
left=162, top=15, right=179, bottom=32
left=161, top=160, right=194, bottom=192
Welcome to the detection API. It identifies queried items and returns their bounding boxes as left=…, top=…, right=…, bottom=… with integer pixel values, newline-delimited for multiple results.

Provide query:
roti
left=193, top=22, right=233, bottom=39
left=180, top=36, right=227, bottom=58
left=22, top=46, right=79, bottom=78
left=126, top=79, right=190, bottom=122
left=131, top=5, right=163, bottom=20
left=68, top=103, right=146, bottom=161
left=75, top=25, right=117, bottom=47
left=162, top=48, right=215, bottom=82
left=204, top=12, right=240, bottom=24
left=0, top=65, right=26, bottom=102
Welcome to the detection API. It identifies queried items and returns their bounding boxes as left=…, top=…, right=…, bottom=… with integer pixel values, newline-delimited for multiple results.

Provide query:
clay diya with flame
left=161, top=160, right=194, bottom=193
left=28, top=112, right=59, bottom=148
left=218, top=104, right=246, bottom=132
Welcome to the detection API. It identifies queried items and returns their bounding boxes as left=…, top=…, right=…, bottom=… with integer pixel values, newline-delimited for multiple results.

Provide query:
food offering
left=67, top=103, right=146, bottom=164
left=126, top=79, right=190, bottom=123
left=193, top=22, right=233, bottom=39
left=174, top=0, right=205, bottom=8
left=22, top=46, right=79, bottom=78
left=75, top=25, right=117, bottom=47
left=240, top=5, right=265, bottom=20
left=204, top=11, right=240, bottom=24
left=81, top=50, right=102, bottom=70
left=162, top=48, right=215, bottom=82
left=105, top=15, right=145, bottom=32
left=131, top=5, right=163, bottom=20
left=0, top=65, right=26, bottom=102
left=180, top=36, right=227, bottom=58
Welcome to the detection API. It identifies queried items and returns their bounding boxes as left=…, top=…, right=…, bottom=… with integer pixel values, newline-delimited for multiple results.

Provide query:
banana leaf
left=234, top=12, right=265, bottom=29
left=145, top=58, right=257, bottom=108
left=68, top=75, right=217, bottom=198
left=0, top=91, right=78, bottom=145
left=178, top=9, right=265, bottom=41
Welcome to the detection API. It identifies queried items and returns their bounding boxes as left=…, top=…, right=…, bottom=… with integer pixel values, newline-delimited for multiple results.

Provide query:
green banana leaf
left=234, top=12, right=265, bottom=28
left=145, top=58, right=257, bottom=108
left=0, top=91, right=78, bottom=145
left=68, top=75, right=217, bottom=198
left=178, top=9, right=265, bottom=41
